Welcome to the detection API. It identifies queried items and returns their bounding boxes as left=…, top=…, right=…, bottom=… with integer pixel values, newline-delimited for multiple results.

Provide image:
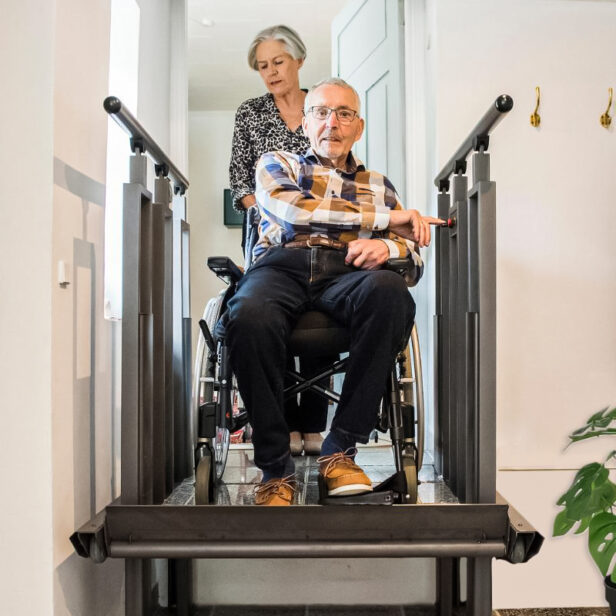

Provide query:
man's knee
left=226, top=294, right=270, bottom=342
left=362, top=270, right=415, bottom=318
left=226, top=293, right=292, bottom=353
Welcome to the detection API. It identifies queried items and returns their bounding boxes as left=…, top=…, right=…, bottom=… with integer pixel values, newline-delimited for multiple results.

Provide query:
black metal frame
left=102, top=98, right=193, bottom=615
left=72, top=497, right=541, bottom=616
left=72, top=497, right=545, bottom=560
left=433, top=94, right=536, bottom=613
left=70, top=95, right=544, bottom=616
left=104, top=96, right=189, bottom=195
left=434, top=95, right=513, bottom=192
left=434, top=97, right=508, bottom=501
left=120, top=140, right=191, bottom=506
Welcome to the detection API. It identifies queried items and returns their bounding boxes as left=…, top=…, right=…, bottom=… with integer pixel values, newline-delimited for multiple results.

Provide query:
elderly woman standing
left=229, top=24, right=332, bottom=457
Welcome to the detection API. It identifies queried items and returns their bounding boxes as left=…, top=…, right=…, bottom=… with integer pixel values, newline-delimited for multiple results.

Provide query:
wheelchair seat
left=288, top=311, right=350, bottom=357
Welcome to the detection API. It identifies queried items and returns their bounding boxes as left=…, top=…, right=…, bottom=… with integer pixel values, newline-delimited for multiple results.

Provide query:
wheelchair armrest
left=207, top=256, right=244, bottom=285
left=385, top=257, right=421, bottom=288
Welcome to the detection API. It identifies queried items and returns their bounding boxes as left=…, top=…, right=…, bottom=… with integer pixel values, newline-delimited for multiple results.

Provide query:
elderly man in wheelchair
left=197, top=77, right=442, bottom=506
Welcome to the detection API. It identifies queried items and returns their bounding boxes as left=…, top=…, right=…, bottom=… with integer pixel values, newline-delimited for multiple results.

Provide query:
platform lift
left=71, top=95, right=543, bottom=615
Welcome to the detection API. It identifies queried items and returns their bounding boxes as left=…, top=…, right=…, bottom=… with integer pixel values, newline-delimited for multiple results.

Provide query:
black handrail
left=434, top=94, right=513, bottom=191
left=104, top=96, right=189, bottom=194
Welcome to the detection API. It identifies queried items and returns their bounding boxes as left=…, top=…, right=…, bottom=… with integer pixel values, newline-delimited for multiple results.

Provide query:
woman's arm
left=229, top=104, right=257, bottom=212
left=240, top=194, right=257, bottom=209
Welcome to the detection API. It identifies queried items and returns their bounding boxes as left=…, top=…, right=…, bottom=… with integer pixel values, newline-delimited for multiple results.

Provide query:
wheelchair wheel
left=400, top=325, right=425, bottom=472
left=192, top=291, right=230, bottom=488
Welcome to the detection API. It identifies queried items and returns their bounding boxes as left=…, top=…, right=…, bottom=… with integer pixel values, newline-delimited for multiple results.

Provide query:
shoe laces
left=253, top=474, right=298, bottom=501
left=317, top=448, right=359, bottom=475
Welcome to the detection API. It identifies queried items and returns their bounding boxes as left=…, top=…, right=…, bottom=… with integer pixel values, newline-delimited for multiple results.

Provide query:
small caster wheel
left=402, top=456, right=418, bottom=504
left=195, top=450, right=214, bottom=505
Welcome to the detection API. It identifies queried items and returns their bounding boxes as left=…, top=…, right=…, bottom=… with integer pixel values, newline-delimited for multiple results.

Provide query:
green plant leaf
left=588, top=512, right=616, bottom=577
left=553, top=509, right=577, bottom=537
left=575, top=515, right=593, bottom=535
left=569, top=429, right=616, bottom=444
left=588, top=407, right=610, bottom=423
left=568, top=407, right=616, bottom=444
left=555, top=463, right=616, bottom=524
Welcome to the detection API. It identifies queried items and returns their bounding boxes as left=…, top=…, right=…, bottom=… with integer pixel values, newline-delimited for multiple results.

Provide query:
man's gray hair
left=304, top=77, right=361, bottom=115
left=247, top=25, right=307, bottom=70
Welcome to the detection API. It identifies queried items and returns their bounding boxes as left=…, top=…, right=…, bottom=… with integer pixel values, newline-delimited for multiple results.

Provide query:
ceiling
left=188, top=0, right=350, bottom=111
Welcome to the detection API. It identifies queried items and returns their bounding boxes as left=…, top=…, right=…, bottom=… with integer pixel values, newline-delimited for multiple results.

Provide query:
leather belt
left=283, top=235, right=347, bottom=251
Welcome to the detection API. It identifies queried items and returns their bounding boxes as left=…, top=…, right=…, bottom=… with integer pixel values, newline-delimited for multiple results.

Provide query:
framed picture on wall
left=223, top=189, right=244, bottom=228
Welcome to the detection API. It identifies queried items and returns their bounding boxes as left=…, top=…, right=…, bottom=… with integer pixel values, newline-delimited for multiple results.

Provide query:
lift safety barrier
left=433, top=95, right=543, bottom=613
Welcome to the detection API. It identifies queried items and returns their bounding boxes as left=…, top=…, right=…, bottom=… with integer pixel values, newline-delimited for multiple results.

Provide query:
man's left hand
left=345, top=239, right=389, bottom=270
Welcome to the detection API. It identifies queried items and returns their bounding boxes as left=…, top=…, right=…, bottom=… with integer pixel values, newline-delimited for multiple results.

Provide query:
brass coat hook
left=530, top=86, right=541, bottom=127
left=600, top=87, right=613, bottom=128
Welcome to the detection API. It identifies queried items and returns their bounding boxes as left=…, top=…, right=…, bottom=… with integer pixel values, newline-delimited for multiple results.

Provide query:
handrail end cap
left=104, top=96, right=122, bottom=114
left=495, top=94, right=514, bottom=113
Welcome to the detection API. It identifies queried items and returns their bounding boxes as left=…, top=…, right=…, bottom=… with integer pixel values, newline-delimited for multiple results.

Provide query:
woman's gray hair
left=304, top=77, right=361, bottom=115
left=247, top=25, right=307, bottom=70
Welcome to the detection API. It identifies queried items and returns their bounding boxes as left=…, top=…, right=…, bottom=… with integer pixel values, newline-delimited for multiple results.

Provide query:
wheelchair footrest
left=317, top=471, right=407, bottom=505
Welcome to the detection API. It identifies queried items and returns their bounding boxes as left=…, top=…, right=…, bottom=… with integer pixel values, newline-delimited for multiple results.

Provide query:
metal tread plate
left=99, top=500, right=510, bottom=559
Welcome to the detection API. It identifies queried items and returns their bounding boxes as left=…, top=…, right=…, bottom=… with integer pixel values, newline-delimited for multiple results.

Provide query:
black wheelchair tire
left=400, top=341, right=424, bottom=472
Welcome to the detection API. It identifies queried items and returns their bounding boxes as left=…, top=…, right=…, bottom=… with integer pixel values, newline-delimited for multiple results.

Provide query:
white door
left=331, top=0, right=434, bottom=464
left=331, top=0, right=406, bottom=199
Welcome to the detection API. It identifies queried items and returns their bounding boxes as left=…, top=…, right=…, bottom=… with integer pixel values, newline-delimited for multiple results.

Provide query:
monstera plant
left=554, top=406, right=616, bottom=611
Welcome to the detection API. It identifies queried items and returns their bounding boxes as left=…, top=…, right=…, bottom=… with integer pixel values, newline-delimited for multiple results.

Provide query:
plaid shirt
left=253, top=148, right=423, bottom=273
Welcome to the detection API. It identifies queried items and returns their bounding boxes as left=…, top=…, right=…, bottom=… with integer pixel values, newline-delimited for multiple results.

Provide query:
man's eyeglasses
left=306, top=106, right=359, bottom=124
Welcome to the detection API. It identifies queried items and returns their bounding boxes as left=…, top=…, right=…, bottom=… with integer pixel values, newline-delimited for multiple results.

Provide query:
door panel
left=336, top=0, right=387, bottom=78
left=365, top=74, right=388, bottom=176
left=332, top=0, right=406, bottom=199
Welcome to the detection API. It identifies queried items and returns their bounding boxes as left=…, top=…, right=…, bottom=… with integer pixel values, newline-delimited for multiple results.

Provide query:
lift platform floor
left=164, top=445, right=457, bottom=507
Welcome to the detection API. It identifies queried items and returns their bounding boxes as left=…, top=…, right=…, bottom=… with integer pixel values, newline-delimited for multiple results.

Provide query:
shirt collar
left=304, top=148, right=365, bottom=174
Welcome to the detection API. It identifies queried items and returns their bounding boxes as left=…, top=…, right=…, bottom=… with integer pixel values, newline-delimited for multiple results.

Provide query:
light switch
left=58, top=260, right=70, bottom=287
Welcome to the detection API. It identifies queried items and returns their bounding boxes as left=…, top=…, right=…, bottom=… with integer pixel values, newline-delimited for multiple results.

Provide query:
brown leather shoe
left=318, top=450, right=372, bottom=496
left=289, top=431, right=303, bottom=456
left=302, top=432, right=323, bottom=455
left=254, top=475, right=297, bottom=506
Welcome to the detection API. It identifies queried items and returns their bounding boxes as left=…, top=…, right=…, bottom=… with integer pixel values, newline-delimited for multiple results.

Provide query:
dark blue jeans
left=225, top=246, right=415, bottom=473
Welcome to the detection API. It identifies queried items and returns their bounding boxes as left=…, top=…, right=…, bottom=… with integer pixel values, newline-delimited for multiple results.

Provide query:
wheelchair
left=191, top=215, right=425, bottom=505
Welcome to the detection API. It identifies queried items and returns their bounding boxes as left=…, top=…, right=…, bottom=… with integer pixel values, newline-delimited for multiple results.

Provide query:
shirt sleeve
left=255, top=152, right=393, bottom=233
left=380, top=191, right=424, bottom=284
left=229, top=104, right=256, bottom=212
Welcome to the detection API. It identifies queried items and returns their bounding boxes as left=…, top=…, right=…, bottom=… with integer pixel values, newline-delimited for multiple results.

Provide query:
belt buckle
left=306, top=236, right=317, bottom=248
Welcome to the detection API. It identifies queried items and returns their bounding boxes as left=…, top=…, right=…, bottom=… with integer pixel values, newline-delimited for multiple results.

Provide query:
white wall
left=136, top=0, right=171, bottom=155
left=188, top=111, right=244, bottom=352
left=0, top=2, right=55, bottom=614
left=51, top=0, right=124, bottom=613
left=1, top=1, right=188, bottom=614
left=405, top=0, right=437, bottom=462
left=425, top=0, right=616, bottom=608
